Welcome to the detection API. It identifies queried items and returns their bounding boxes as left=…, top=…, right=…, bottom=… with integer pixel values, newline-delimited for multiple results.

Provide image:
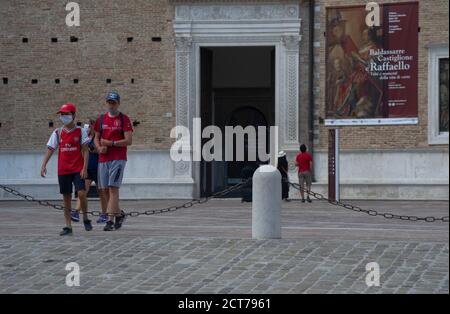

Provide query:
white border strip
left=324, top=118, right=419, bottom=126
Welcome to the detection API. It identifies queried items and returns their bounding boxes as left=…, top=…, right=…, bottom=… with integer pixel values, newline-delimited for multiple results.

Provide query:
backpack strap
left=55, top=127, right=63, bottom=146
left=76, top=126, right=83, bottom=146
left=119, top=112, right=125, bottom=137
left=99, top=114, right=104, bottom=137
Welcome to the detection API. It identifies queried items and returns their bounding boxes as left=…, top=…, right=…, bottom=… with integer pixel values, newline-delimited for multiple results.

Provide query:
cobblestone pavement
left=0, top=199, right=448, bottom=294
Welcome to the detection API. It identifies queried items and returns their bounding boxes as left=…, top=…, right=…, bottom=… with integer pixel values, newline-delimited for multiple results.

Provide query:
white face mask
left=60, top=115, right=73, bottom=125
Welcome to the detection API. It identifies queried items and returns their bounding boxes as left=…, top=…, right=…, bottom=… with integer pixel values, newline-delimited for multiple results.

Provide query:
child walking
left=73, top=119, right=109, bottom=224
left=40, top=103, right=93, bottom=235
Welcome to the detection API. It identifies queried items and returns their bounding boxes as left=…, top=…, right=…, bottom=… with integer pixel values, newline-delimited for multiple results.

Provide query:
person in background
left=40, top=103, right=92, bottom=235
left=94, top=91, right=133, bottom=231
left=295, top=144, right=313, bottom=203
left=73, top=119, right=108, bottom=224
left=277, top=151, right=290, bottom=202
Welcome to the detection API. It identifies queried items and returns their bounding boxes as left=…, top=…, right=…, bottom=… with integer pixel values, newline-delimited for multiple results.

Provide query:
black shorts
left=58, top=173, right=85, bottom=195
left=87, top=168, right=98, bottom=183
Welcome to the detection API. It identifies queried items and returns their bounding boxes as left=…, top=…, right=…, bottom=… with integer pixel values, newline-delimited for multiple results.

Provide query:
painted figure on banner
left=326, top=9, right=383, bottom=119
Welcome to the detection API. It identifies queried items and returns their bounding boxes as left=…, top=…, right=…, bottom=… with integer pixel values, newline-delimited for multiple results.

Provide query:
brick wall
left=0, top=0, right=176, bottom=151
left=313, top=0, right=449, bottom=150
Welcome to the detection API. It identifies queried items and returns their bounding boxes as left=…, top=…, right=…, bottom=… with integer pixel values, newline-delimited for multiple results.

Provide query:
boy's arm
left=80, top=145, right=89, bottom=179
left=41, top=149, right=54, bottom=178
left=101, top=131, right=133, bottom=147
left=94, top=131, right=107, bottom=154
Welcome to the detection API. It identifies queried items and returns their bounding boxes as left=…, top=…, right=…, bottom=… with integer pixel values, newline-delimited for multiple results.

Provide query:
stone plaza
left=0, top=198, right=448, bottom=294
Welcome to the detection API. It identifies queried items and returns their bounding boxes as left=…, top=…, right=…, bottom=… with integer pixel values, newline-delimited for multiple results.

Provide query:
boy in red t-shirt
left=40, top=103, right=92, bottom=235
left=295, top=144, right=314, bottom=203
left=94, top=91, right=133, bottom=231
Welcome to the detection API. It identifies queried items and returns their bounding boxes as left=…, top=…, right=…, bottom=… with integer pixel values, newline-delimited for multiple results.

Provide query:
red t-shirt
left=296, top=152, right=313, bottom=173
left=94, top=113, right=133, bottom=163
left=47, top=127, right=89, bottom=176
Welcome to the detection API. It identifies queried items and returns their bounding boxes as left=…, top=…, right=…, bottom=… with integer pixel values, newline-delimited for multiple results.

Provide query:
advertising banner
left=325, top=2, right=419, bottom=126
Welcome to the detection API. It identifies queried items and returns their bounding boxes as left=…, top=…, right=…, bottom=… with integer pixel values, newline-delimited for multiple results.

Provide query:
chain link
left=0, top=179, right=251, bottom=218
left=1, top=180, right=448, bottom=223
left=288, top=181, right=449, bottom=223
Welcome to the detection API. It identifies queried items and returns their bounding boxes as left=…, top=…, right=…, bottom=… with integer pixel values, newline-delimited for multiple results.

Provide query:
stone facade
left=0, top=0, right=448, bottom=200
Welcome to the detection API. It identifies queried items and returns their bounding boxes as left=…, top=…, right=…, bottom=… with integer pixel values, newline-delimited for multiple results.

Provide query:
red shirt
left=94, top=113, right=133, bottom=163
left=47, top=127, right=89, bottom=176
left=296, top=152, right=313, bottom=173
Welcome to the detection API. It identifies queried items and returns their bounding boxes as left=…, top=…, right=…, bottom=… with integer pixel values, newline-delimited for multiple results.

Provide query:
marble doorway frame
left=173, top=3, right=302, bottom=196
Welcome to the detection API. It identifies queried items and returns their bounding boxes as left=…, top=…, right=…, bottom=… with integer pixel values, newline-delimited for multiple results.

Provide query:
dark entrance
left=200, top=46, right=275, bottom=197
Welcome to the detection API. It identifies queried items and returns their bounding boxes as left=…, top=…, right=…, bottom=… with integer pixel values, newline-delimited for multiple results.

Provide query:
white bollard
left=252, top=165, right=282, bottom=239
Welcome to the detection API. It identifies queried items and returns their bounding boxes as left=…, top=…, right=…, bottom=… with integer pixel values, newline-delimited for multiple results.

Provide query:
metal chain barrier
left=0, top=179, right=251, bottom=218
left=287, top=181, right=449, bottom=223
left=1, top=179, right=449, bottom=223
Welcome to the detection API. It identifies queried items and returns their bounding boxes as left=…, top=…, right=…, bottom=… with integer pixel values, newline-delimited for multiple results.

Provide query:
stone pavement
left=0, top=198, right=448, bottom=294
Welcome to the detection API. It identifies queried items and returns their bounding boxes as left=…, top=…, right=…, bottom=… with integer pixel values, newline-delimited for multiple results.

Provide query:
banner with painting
left=325, top=2, right=419, bottom=126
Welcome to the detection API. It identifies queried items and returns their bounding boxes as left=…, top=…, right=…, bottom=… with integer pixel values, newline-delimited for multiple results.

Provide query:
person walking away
left=277, top=151, right=290, bottom=202
left=40, top=103, right=92, bottom=235
left=295, top=144, right=313, bottom=203
left=94, top=91, right=133, bottom=231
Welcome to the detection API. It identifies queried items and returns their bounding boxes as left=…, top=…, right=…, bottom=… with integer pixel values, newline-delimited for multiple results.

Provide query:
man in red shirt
left=41, top=103, right=92, bottom=236
left=295, top=144, right=313, bottom=203
left=94, top=91, right=133, bottom=231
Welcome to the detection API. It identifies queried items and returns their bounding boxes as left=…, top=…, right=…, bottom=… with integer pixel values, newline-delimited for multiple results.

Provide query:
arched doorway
left=226, top=106, right=269, bottom=183
left=199, top=46, right=275, bottom=197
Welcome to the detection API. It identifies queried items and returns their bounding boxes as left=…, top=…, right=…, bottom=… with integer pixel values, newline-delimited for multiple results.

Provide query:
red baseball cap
left=57, top=103, right=77, bottom=114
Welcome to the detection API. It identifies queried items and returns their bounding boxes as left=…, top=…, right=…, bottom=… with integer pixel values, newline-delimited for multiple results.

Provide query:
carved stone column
left=174, top=36, right=193, bottom=129
left=281, top=35, right=301, bottom=150
left=174, top=36, right=193, bottom=178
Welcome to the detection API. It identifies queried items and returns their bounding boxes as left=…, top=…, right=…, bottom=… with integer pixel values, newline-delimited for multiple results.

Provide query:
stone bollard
left=252, top=165, right=282, bottom=239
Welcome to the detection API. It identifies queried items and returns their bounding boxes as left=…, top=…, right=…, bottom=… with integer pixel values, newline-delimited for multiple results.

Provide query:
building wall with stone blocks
left=0, top=0, right=177, bottom=151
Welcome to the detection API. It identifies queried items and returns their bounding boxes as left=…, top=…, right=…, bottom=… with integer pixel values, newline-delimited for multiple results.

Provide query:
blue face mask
left=60, top=115, right=73, bottom=125
left=109, top=108, right=119, bottom=115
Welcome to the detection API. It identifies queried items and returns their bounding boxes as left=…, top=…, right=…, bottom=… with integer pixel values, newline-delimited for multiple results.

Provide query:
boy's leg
left=73, top=173, right=88, bottom=219
left=58, top=174, right=74, bottom=232
left=107, top=160, right=126, bottom=229
left=98, top=189, right=108, bottom=215
left=108, top=187, right=120, bottom=217
left=63, top=194, right=72, bottom=227
left=78, top=189, right=88, bottom=221
left=75, top=179, right=91, bottom=211
left=100, top=188, right=115, bottom=231
left=101, top=188, right=110, bottom=215
left=97, top=162, right=112, bottom=221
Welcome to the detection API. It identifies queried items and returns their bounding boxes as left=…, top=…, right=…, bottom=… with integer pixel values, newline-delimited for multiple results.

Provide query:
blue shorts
left=97, top=160, right=126, bottom=189
left=58, top=173, right=85, bottom=195
left=87, top=168, right=98, bottom=183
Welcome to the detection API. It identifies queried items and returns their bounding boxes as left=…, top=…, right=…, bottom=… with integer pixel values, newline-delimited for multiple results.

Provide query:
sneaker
left=307, top=197, right=312, bottom=203
left=83, top=220, right=93, bottom=231
left=96, top=213, right=108, bottom=224
left=284, top=198, right=291, bottom=202
left=71, top=210, right=80, bottom=222
left=114, top=210, right=126, bottom=230
left=104, top=221, right=114, bottom=231
left=301, top=199, right=306, bottom=203
left=59, top=227, right=73, bottom=236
